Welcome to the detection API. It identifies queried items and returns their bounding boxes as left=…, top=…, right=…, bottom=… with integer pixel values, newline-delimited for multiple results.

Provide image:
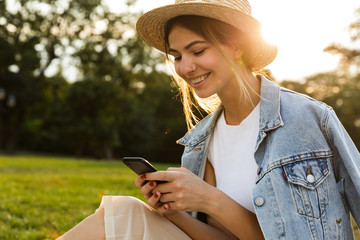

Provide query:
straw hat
left=136, top=0, right=277, bottom=71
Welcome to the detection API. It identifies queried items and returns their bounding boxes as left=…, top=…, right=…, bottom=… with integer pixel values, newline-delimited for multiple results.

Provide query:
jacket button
left=306, top=174, right=315, bottom=183
left=255, top=197, right=264, bottom=207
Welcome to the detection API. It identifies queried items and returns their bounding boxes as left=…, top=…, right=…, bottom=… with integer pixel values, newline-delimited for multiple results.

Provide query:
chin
left=195, top=91, right=215, bottom=99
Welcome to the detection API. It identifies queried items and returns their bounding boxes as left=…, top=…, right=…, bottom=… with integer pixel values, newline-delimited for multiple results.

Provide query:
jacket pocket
left=283, top=158, right=330, bottom=218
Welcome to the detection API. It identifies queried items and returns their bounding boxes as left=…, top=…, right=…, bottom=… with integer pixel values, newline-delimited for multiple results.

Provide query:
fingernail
left=163, top=204, right=169, bottom=210
left=140, top=174, right=146, bottom=179
left=154, top=192, right=159, bottom=198
left=149, top=181, right=155, bottom=187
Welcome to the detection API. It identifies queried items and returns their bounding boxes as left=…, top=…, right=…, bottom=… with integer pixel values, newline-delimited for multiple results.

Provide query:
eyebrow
left=169, top=40, right=207, bottom=53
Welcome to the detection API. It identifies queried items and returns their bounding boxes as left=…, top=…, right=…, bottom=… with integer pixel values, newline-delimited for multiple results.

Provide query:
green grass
left=0, top=154, right=174, bottom=239
left=0, top=154, right=359, bottom=239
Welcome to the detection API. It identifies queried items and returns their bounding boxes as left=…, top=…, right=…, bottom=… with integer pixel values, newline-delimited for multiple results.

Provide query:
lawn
left=0, top=154, right=173, bottom=239
left=0, top=154, right=359, bottom=239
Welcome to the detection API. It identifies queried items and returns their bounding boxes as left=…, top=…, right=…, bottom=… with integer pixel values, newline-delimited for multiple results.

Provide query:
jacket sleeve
left=325, top=108, right=360, bottom=227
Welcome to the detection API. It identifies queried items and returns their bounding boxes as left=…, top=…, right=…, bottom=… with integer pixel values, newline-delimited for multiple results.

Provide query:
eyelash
left=174, top=49, right=206, bottom=62
left=194, top=49, right=206, bottom=56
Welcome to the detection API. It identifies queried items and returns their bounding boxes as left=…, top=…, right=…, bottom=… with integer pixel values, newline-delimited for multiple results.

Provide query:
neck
left=219, top=74, right=261, bottom=125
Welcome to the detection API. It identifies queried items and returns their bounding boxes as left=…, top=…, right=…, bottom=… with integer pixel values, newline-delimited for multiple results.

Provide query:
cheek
left=201, top=52, right=222, bottom=69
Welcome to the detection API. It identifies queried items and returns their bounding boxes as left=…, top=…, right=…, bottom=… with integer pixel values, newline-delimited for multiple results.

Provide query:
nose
left=178, top=56, right=197, bottom=77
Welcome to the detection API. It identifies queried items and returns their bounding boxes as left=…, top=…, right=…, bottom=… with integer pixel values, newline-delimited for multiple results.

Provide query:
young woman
left=58, top=0, right=360, bottom=239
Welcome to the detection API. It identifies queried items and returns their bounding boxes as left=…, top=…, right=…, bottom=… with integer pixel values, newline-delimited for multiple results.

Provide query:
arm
left=136, top=162, right=237, bottom=240
left=137, top=161, right=264, bottom=239
left=202, top=161, right=263, bottom=239
left=164, top=209, right=237, bottom=240
left=325, top=108, right=360, bottom=227
left=162, top=161, right=239, bottom=240
left=203, top=185, right=263, bottom=239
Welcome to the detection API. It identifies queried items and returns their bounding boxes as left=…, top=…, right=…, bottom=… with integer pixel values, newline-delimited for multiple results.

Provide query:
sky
left=106, top=0, right=360, bottom=82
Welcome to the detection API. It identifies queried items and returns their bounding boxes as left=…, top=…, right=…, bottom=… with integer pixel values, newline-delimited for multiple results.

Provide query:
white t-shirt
left=208, top=104, right=260, bottom=213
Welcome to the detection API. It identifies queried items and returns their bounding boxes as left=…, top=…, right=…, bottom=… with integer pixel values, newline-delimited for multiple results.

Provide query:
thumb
left=167, top=167, right=187, bottom=172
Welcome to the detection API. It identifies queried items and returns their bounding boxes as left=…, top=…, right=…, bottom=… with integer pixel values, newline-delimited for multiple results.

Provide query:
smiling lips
left=190, top=73, right=210, bottom=85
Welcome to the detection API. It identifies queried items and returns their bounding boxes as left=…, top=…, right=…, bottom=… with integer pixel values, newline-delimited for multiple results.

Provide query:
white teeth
left=191, top=74, right=208, bottom=84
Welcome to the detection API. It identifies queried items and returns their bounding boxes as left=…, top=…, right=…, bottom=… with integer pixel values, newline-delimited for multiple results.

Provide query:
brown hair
left=164, top=15, right=256, bottom=130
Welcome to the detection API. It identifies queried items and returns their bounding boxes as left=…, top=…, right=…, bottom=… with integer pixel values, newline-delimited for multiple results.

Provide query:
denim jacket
left=177, top=76, right=360, bottom=239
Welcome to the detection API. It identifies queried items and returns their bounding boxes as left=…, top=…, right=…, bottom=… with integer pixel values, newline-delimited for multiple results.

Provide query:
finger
left=135, top=174, right=147, bottom=188
left=147, top=191, right=162, bottom=209
left=157, top=203, right=170, bottom=214
left=140, top=181, right=157, bottom=200
left=159, top=191, right=173, bottom=203
left=146, top=171, right=179, bottom=182
left=166, top=167, right=187, bottom=172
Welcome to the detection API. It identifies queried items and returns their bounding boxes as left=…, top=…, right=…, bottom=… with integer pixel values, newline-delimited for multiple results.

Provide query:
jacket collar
left=258, top=75, right=284, bottom=133
left=176, top=105, right=222, bottom=146
left=177, top=75, right=284, bottom=146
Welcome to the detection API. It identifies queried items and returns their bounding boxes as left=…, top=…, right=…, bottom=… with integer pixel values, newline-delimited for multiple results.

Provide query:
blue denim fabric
left=177, top=76, right=360, bottom=239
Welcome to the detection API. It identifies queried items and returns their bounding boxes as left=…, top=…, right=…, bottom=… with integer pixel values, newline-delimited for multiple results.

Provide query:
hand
left=145, top=168, right=216, bottom=214
left=135, top=174, right=175, bottom=215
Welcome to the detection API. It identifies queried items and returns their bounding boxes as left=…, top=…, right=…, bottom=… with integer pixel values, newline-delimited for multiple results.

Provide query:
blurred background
left=0, top=0, right=359, bottom=162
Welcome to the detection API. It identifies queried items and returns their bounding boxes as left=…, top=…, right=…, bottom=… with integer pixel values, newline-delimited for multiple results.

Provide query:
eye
left=174, top=55, right=182, bottom=61
left=194, top=48, right=206, bottom=56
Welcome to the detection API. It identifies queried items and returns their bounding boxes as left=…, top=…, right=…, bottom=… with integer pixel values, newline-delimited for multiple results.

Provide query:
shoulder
left=279, top=87, right=333, bottom=122
left=280, top=87, right=329, bottom=109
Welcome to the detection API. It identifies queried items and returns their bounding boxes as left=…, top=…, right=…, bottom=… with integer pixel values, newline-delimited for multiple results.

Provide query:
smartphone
left=122, top=157, right=166, bottom=184
left=122, top=157, right=158, bottom=175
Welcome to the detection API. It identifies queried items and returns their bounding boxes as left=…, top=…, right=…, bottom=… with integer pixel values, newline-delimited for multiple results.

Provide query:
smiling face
left=168, top=24, right=239, bottom=99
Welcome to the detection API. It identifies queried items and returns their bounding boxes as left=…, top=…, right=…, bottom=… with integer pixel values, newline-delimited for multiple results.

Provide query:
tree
left=0, top=0, right=167, bottom=156
left=0, top=73, right=27, bottom=153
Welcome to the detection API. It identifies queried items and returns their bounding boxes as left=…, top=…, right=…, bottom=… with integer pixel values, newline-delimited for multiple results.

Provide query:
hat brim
left=136, top=3, right=277, bottom=71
